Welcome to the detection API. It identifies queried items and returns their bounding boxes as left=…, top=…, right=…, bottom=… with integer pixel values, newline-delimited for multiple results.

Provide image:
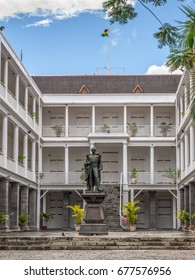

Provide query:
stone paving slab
left=0, top=249, right=195, bottom=260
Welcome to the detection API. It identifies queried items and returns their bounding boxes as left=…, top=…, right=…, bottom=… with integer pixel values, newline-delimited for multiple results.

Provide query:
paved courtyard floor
left=0, top=230, right=195, bottom=260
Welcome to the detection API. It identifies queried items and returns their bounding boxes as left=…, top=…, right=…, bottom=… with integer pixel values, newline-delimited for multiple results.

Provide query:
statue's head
left=91, top=147, right=96, bottom=153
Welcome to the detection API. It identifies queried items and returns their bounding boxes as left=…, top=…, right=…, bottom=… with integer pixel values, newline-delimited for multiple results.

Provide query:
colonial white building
left=0, top=31, right=193, bottom=231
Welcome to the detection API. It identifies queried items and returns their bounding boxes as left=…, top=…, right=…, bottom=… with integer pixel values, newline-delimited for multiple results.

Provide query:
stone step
left=1, top=236, right=195, bottom=250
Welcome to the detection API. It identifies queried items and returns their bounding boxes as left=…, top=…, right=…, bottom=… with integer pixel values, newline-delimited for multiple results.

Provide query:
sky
left=0, top=0, right=194, bottom=76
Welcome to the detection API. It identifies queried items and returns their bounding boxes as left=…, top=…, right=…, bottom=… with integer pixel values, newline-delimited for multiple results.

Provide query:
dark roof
left=32, top=75, right=182, bottom=94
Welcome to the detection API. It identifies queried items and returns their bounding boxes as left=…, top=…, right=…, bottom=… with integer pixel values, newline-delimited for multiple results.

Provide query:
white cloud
left=146, top=64, right=182, bottom=75
left=25, top=18, right=52, bottom=28
left=0, top=0, right=104, bottom=20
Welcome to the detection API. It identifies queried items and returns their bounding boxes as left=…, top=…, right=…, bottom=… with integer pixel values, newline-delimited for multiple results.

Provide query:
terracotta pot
left=74, top=224, right=81, bottom=232
left=129, top=224, right=136, bottom=232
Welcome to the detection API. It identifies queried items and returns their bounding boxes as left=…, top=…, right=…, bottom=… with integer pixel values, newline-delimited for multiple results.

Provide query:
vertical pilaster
left=150, top=104, right=154, bottom=136
left=29, top=189, right=37, bottom=229
left=180, top=95, right=184, bottom=120
left=4, top=58, right=8, bottom=99
left=184, top=185, right=189, bottom=212
left=149, top=191, right=156, bottom=228
left=122, top=142, right=128, bottom=204
left=190, top=125, right=195, bottom=166
left=180, top=140, right=184, bottom=175
left=0, top=179, right=10, bottom=230
left=92, top=106, right=95, bottom=133
left=36, top=188, right=41, bottom=230
left=2, top=115, right=8, bottom=168
left=150, top=145, right=154, bottom=184
left=65, top=146, right=69, bottom=184
left=15, top=74, right=19, bottom=112
left=184, top=134, right=189, bottom=171
left=32, top=97, right=36, bottom=127
left=13, top=125, right=19, bottom=173
left=179, top=188, right=184, bottom=210
left=25, top=86, right=28, bottom=120
left=23, top=134, right=28, bottom=177
left=31, top=140, right=36, bottom=181
left=65, top=105, right=69, bottom=137
left=124, top=105, right=127, bottom=134
left=20, top=186, right=29, bottom=230
left=10, top=182, right=20, bottom=230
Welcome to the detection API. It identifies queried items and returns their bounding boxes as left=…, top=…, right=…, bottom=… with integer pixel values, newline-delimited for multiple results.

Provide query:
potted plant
left=40, top=212, right=53, bottom=230
left=159, top=122, right=172, bottom=137
left=0, top=212, right=9, bottom=229
left=176, top=210, right=190, bottom=231
left=127, top=122, right=138, bottom=137
left=189, top=213, right=195, bottom=232
left=130, top=167, right=138, bottom=184
left=19, top=212, right=29, bottom=231
left=163, top=168, right=181, bottom=184
left=52, top=125, right=63, bottom=137
left=67, top=204, right=84, bottom=231
left=123, top=201, right=140, bottom=231
left=37, top=172, right=44, bottom=183
left=100, top=123, right=110, bottom=133
left=18, top=153, right=25, bottom=165
left=30, top=112, right=39, bottom=122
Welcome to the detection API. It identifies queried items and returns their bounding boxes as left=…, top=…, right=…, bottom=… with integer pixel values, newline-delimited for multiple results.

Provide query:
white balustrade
left=128, top=172, right=175, bottom=185
left=7, top=90, right=17, bottom=109
left=68, top=126, right=92, bottom=137
left=7, top=156, right=15, bottom=172
left=18, top=102, right=26, bottom=119
left=0, top=82, right=5, bottom=98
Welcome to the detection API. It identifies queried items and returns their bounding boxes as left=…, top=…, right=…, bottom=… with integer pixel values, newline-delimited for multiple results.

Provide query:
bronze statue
left=84, top=147, right=103, bottom=192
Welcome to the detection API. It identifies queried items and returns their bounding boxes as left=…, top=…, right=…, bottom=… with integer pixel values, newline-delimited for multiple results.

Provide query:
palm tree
left=165, top=5, right=195, bottom=119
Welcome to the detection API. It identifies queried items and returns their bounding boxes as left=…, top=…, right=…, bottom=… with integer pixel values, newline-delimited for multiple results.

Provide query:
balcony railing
left=154, top=125, right=176, bottom=137
left=95, top=125, right=124, bottom=133
left=0, top=81, right=5, bottom=98
left=7, top=89, right=17, bottom=109
left=0, top=151, right=4, bottom=166
left=7, top=156, right=15, bottom=172
left=128, top=172, right=176, bottom=185
left=127, top=125, right=150, bottom=137
left=42, top=126, right=65, bottom=137
left=39, top=171, right=120, bottom=185
left=68, top=126, right=92, bottom=137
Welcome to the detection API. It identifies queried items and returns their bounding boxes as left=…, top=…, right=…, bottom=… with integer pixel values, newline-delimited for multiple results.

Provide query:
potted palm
left=176, top=210, right=190, bottom=231
left=130, top=167, right=138, bottom=184
left=127, top=122, right=138, bottom=137
left=67, top=204, right=84, bottom=231
left=123, top=201, right=140, bottom=231
left=18, top=153, right=25, bottom=165
left=52, top=125, right=63, bottom=137
left=41, top=212, right=53, bottom=230
left=19, top=212, right=29, bottom=231
left=100, top=123, right=110, bottom=133
left=159, top=122, right=172, bottom=137
left=0, top=212, right=9, bottom=230
left=163, top=168, right=181, bottom=184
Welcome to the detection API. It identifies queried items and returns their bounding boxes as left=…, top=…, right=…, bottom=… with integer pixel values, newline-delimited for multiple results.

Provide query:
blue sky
left=0, top=0, right=193, bottom=75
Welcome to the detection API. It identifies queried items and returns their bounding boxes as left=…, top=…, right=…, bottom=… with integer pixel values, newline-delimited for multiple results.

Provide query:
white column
left=32, top=97, right=36, bottom=127
left=150, top=104, right=154, bottom=137
left=2, top=115, right=8, bottom=167
left=184, top=86, right=187, bottom=113
left=0, top=39, right=1, bottom=82
left=173, top=196, right=177, bottom=229
left=92, top=106, right=95, bottom=133
left=4, top=59, right=8, bottom=99
left=180, top=140, right=184, bottom=176
left=31, top=140, right=36, bottom=181
left=65, top=106, right=69, bottom=137
left=15, top=74, right=19, bottom=112
left=23, top=134, right=28, bottom=177
left=180, top=95, right=184, bottom=120
left=190, top=125, right=195, bottom=167
left=36, top=188, right=41, bottom=230
left=38, top=145, right=42, bottom=173
left=65, top=146, right=69, bottom=184
left=123, top=142, right=128, bottom=185
left=184, top=133, right=189, bottom=171
left=130, top=189, right=134, bottom=202
left=124, top=105, right=127, bottom=134
left=150, top=145, right=154, bottom=184
left=13, top=125, right=19, bottom=173
left=25, top=86, right=28, bottom=120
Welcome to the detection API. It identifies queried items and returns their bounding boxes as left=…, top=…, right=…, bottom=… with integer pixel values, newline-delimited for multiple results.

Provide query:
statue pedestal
left=79, top=192, right=108, bottom=235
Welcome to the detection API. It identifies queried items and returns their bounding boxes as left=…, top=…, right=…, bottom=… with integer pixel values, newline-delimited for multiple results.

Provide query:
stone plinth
left=79, top=192, right=108, bottom=235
